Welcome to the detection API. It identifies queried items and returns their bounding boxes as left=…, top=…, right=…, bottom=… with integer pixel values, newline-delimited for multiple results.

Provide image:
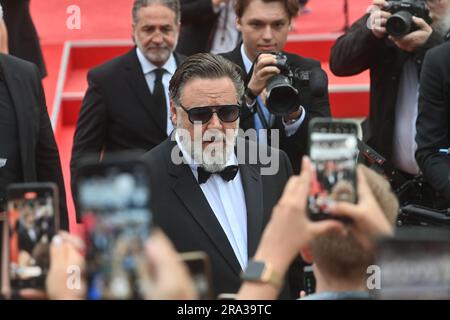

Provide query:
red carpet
left=31, top=0, right=372, bottom=44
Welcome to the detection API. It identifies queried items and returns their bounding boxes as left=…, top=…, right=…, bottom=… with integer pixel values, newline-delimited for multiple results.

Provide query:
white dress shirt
left=136, top=47, right=176, bottom=136
left=175, top=132, right=248, bottom=270
left=240, top=44, right=305, bottom=142
left=392, top=58, right=420, bottom=175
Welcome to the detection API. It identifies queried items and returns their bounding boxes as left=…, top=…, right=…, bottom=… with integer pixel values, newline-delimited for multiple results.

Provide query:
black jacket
left=142, top=137, right=300, bottom=298
left=330, top=14, right=444, bottom=161
left=1, top=0, right=47, bottom=78
left=416, top=41, right=450, bottom=206
left=0, top=54, right=68, bottom=229
left=176, top=0, right=219, bottom=55
left=221, top=46, right=331, bottom=173
left=70, top=49, right=185, bottom=219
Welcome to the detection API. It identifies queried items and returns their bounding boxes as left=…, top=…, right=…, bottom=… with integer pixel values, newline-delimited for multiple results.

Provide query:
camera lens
left=386, top=10, right=413, bottom=37
left=266, top=75, right=300, bottom=115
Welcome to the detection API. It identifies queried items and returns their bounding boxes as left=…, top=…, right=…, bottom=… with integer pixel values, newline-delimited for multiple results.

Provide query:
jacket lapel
left=238, top=163, right=263, bottom=258
left=123, top=48, right=166, bottom=135
left=166, top=141, right=242, bottom=276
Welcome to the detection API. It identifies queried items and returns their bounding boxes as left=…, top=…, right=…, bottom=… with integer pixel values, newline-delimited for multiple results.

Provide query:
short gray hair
left=169, top=53, right=244, bottom=106
left=132, top=0, right=181, bottom=25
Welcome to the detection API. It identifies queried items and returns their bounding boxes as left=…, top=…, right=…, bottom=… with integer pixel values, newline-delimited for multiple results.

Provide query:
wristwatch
left=244, top=87, right=258, bottom=106
left=241, top=260, right=283, bottom=289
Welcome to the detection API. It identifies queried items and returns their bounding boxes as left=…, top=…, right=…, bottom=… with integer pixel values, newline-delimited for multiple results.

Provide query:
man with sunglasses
left=142, top=53, right=300, bottom=299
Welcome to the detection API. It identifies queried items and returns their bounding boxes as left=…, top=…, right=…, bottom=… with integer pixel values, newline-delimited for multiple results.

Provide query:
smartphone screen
left=308, top=119, right=359, bottom=221
left=4, top=183, right=59, bottom=295
left=179, top=251, right=214, bottom=300
left=76, top=160, right=152, bottom=300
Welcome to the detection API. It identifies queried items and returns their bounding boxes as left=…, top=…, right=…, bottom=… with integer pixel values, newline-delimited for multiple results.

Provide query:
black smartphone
left=179, top=251, right=214, bottom=300
left=303, top=265, right=316, bottom=296
left=75, top=158, right=152, bottom=300
left=2, top=183, right=59, bottom=297
left=307, top=118, right=359, bottom=221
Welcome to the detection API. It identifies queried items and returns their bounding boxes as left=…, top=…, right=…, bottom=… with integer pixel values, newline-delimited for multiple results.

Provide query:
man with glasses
left=142, top=53, right=299, bottom=299
left=70, top=0, right=185, bottom=220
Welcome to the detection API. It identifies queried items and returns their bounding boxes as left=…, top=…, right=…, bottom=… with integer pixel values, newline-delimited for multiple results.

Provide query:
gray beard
left=175, top=121, right=239, bottom=173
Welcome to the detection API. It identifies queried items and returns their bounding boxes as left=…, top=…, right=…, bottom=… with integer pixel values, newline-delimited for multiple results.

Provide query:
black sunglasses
left=179, top=103, right=240, bottom=124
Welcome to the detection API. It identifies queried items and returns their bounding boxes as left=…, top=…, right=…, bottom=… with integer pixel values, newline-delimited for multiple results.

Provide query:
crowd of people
left=0, top=0, right=449, bottom=300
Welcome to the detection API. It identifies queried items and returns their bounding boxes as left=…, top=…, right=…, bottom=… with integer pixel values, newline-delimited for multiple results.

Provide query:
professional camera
left=265, top=52, right=327, bottom=115
left=385, top=0, right=431, bottom=37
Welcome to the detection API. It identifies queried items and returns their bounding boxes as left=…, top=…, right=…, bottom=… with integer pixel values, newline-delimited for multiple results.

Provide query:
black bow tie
left=197, top=165, right=239, bottom=184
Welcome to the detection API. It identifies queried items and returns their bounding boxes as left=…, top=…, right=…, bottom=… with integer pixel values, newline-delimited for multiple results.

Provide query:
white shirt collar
left=136, top=47, right=177, bottom=76
left=240, top=43, right=253, bottom=74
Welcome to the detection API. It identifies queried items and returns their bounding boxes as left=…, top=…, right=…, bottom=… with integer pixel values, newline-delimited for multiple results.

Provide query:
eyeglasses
left=178, top=103, right=240, bottom=124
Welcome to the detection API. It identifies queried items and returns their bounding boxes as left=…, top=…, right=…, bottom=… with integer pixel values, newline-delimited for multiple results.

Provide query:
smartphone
left=179, top=251, right=214, bottom=300
left=303, top=265, right=316, bottom=296
left=308, top=118, right=359, bottom=221
left=1, top=183, right=59, bottom=297
left=75, top=158, right=152, bottom=300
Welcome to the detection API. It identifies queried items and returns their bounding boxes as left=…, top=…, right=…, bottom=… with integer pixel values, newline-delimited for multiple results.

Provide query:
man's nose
left=207, top=112, right=223, bottom=129
left=262, top=26, right=273, bottom=40
left=151, top=31, right=164, bottom=43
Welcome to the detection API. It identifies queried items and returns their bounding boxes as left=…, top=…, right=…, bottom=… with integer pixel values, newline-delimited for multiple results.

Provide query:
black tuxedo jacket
left=1, top=0, right=47, bottom=78
left=70, top=49, right=185, bottom=218
left=0, top=54, right=68, bottom=229
left=142, top=137, right=299, bottom=298
left=221, top=46, right=331, bottom=173
left=416, top=41, right=450, bottom=207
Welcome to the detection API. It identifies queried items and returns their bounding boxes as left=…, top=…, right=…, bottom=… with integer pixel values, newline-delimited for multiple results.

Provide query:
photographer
left=222, top=0, right=331, bottom=173
left=416, top=41, right=450, bottom=208
left=330, top=0, right=450, bottom=181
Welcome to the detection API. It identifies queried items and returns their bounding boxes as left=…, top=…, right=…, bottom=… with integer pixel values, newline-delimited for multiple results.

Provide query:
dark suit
left=416, top=41, right=450, bottom=207
left=177, top=0, right=219, bottom=55
left=70, top=49, right=185, bottom=220
left=330, top=14, right=445, bottom=161
left=221, top=46, right=331, bottom=173
left=142, top=137, right=299, bottom=298
left=1, top=0, right=47, bottom=78
left=0, top=54, right=68, bottom=230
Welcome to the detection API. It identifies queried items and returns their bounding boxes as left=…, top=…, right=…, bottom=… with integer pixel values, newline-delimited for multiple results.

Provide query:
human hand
left=367, top=1, right=391, bottom=38
left=46, top=232, right=86, bottom=300
left=247, top=53, right=280, bottom=97
left=389, top=17, right=432, bottom=52
left=145, top=229, right=198, bottom=300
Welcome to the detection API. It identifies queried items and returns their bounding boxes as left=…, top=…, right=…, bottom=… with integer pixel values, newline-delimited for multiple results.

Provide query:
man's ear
left=236, top=17, right=242, bottom=32
left=300, top=246, right=314, bottom=264
left=131, top=24, right=137, bottom=44
left=170, top=101, right=177, bottom=126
